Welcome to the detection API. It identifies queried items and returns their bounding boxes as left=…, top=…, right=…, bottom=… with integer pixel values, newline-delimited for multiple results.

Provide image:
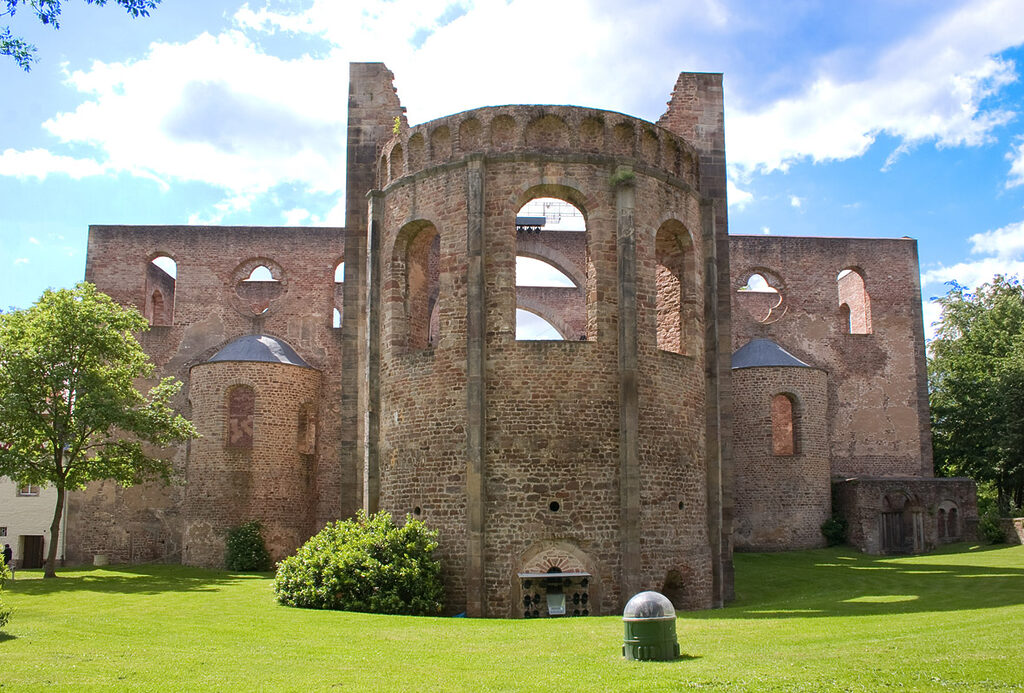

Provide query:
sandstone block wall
left=70, top=226, right=346, bottom=564
left=729, top=236, right=932, bottom=480
left=186, top=360, right=321, bottom=566
left=732, top=365, right=830, bottom=550
left=835, top=477, right=978, bottom=553
left=371, top=104, right=718, bottom=616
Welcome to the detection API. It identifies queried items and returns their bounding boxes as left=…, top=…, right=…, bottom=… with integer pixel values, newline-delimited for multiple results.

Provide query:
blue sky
left=2, top=0, right=1024, bottom=338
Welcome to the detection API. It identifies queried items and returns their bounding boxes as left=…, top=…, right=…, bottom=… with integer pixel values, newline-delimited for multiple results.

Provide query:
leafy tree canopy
left=2, top=0, right=159, bottom=71
left=929, top=275, right=1024, bottom=514
left=0, top=282, right=196, bottom=576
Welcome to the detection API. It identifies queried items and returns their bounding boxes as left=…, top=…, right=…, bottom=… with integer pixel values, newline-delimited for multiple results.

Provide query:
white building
left=0, top=478, right=65, bottom=569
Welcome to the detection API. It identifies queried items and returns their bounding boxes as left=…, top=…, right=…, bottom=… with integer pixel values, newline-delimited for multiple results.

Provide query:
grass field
left=2, top=543, right=1022, bottom=691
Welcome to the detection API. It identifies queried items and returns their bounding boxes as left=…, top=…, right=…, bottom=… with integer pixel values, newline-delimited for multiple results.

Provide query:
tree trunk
left=44, top=484, right=65, bottom=579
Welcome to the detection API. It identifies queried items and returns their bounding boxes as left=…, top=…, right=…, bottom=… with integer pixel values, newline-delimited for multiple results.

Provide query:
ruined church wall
left=731, top=365, right=830, bottom=550
left=70, top=226, right=347, bottom=565
left=375, top=104, right=713, bottom=615
left=185, top=360, right=321, bottom=567
left=729, top=236, right=932, bottom=480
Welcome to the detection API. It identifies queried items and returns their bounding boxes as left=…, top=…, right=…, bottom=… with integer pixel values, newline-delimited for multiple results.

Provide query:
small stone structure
left=67, top=63, right=977, bottom=616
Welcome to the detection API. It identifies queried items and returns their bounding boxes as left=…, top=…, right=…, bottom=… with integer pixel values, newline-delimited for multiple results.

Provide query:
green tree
left=2, top=0, right=159, bottom=71
left=929, top=275, right=1024, bottom=514
left=0, top=282, right=197, bottom=577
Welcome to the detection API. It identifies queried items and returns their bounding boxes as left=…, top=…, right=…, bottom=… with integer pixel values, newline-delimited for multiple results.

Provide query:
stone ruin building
left=69, top=63, right=978, bottom=617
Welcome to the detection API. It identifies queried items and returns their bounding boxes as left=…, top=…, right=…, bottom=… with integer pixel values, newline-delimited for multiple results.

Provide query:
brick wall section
left=729, top=236, right=933, bottom=479
left=185, top=360, right=321, bottom=567
left=731, top=366, right=830, bottom=550
left=372, top=104, right=715, bottom=615
left=69, top=225, right=345, bottom=564
left=834, top=477, right=978, bottom=553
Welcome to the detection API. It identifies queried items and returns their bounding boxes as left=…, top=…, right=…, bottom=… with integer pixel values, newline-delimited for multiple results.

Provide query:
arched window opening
left=771, top=393, right=795, bottom=456
left=516, top=308, right=565, bottom=340
left=739, top=273, right=778, bottom=293
left=392, top=221, right=440, bottom=352
left=145, top=256, right=176, bottom=326
left=937, top=508, right=947, bottom=539
left=245, top=265, right=276, bottom=282
left=227, top=385, right=254, bottom=450
left=737, top=272, right=785, bottom=324
left=515, top=195, right=589, bottom=341
left=837, top=268, right=871, bottom=334
left=297, top=403, right=316, bottom=455
left=235, top=260, right=284, bottom=315
left=655, top=221, right=696, bottom=355
left=333, top=260, right=345, bottom=328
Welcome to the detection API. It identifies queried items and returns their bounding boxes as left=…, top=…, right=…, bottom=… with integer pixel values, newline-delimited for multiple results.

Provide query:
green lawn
left=2, top=544, right=1023, bottom=692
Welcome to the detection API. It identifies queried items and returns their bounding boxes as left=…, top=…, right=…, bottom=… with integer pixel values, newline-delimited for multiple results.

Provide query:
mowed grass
left=2, top=544, right=1023, bottom=692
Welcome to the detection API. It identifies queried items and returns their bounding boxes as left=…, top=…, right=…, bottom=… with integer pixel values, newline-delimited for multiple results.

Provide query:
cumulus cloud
left=0, top=148, right=107, bottom=180
left=789, top=195, right=803, bottom=208
left=1007, top=138, right=1024, bottom=188
left=921, top=219, right=1024, bottom=339
left=727, top=0, right=1023, bottom=174
left=38, top=31, right=349, bottom=202
left=727, top=179, right=753, bottom=209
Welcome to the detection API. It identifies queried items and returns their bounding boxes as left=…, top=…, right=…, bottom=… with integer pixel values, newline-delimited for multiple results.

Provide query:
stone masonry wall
left=186, top=360, right=321, bottom=567
left=729, top=236, right=932, bottom=480
left=732, top=365, right=830, bottom=550
left=71, top=226, right=345, bottom=565
left=373, top=104, right=714, bottom=615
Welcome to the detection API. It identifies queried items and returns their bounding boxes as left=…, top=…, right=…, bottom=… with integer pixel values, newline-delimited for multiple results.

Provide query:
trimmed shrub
left=274, top=511, right=443, bottom=616
left=225, top=520, right=272, bottom=571
left=821, top=514, right=847, bottom=547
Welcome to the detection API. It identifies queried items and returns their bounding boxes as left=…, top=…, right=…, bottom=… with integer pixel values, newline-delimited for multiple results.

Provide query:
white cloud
left=922, top=219, right=1024, bottom=311
left=727, top=179, right=753, bottom=209
left=28, top=237, right=39, bottom=245
left=42, top=31, right=350, bottom=200
left=968, top=220, right=1024, bottom=258
left=789, top=195, right=802, bottom=209
left=14, top=258, right=29, bottom=265
left=761, top=226, right=770, bottom=235
left=1007, top=138, right=1024, bottom=188
left=0, top=148, right=107, bottom=180
left=727, top=0, right=1024, bottom=174
left=282, top=207, right=311, bottom=225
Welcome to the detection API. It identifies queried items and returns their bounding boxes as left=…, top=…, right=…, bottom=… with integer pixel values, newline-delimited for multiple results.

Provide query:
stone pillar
left=344, top=63, right=405, bottom=516
left=364, top=190, right=384, bottom=513
left=465, top=156, right=487, bottom=616
left=701, top=198, right=724, bottom=608
left=615, top=166, right=641, bottom=604
left=660, top=72, right=734, bottom=601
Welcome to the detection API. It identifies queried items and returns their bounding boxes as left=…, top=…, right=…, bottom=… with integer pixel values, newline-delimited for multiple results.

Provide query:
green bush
left=0, top=563, right=12, bottom=630
left=225, top=520, right=272, bottom=571
left=821, top=514, right=847, bottom=547
left=979, top=508, right=1007, bottom=545
left=274, top=511, right=443, bottom=616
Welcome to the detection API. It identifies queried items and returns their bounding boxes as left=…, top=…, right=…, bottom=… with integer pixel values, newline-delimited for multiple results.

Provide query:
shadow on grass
left=0, top=632, right=17, bottom=643
left=700, top=544, right=1024, bottom=620
left=5, top=564, right=271, bottom=597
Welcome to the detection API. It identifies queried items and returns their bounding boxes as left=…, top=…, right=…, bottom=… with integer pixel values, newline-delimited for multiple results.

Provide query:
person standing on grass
left=2, top=544, right=12, bottom=577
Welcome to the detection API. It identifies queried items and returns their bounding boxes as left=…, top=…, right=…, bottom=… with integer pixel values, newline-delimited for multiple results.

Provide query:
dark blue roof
left=731, top=339, right=813, bottom=369
left=208, top=335, right=311, bottom=368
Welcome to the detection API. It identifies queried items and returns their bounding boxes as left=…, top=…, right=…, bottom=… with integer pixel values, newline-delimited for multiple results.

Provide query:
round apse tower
left=184, top=335, right=321, bottom=568
left=365, top=105, right=726, bottom=617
